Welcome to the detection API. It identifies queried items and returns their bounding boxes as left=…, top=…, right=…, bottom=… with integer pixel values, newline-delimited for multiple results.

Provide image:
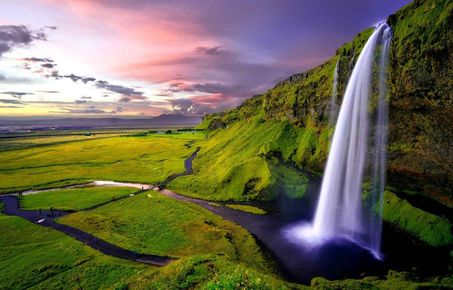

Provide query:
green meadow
left=0, top=201, right=295, bottom=289
left=0, top=131, right=205, bottom=194
left=1, top=128, right=452, bottom=289
left=1, top=3, right=452, bottom=283
left=19, top=186, right=139, bottom=211
left=0, top=213, right=149, bottom=289
left=0, top=129, right=145, bottom=151
left=58, top=191, right=269, bottom=262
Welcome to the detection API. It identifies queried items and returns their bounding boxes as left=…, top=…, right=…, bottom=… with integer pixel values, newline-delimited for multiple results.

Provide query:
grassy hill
left=177, top=0, right=452, bottom=206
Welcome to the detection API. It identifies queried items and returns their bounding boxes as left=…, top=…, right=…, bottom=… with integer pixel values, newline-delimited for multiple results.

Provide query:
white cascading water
left=293, top=22, right=392, bottom=259
left=368, top=25, right=392, bottom=255
left=328, top=60, right=340, bottom=125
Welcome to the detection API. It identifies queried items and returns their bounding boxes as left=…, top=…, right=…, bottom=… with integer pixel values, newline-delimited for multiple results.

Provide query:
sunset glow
left=0, top=0, right=410, bottom=117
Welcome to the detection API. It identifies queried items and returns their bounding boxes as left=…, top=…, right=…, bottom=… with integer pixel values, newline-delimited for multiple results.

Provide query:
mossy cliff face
left=386, top=0, right=453, bottom=204
left=170, top=120, right=311, bottom=201
left=201, top=0, right=453, bottom=204
left=382, top=190, right=453, bottom=247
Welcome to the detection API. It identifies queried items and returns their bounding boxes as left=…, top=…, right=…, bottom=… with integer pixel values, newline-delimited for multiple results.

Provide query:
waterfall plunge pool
left=214, top=176, right=451, bottom=284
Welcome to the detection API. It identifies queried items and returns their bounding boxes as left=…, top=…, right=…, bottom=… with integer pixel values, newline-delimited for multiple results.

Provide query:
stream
left=0, top=194, right=171, bottom=267
left=0, top=147, right=451, bottom=283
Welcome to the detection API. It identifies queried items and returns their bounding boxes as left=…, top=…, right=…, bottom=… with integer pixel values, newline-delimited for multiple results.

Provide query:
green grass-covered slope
left=311, top=270, right=453, bottom=290
left=0, top=214, right=148, bottom=289
left=19, top=186, right=139, bottom=211
left=2, top=200, right=452, bottom=290
left=2, top=192, right=297, bottom=289
left=58, top=191, right=270, bottom=269
left=198, top=0, right=453, bottom=205
left=382, top=190, right=453, bottom=247
left=126, top=255, right=303, bottom=289
left=169, top=119, right=311, bottom=200
left=0, top=132, right=204, bottom=194
left=0, top=201, right=294, bottom=289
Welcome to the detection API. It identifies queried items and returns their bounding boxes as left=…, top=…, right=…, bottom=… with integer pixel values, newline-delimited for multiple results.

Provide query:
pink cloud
left=30, top=0, right=408, bottom=116
left=191, top=94, right=231, bottom=105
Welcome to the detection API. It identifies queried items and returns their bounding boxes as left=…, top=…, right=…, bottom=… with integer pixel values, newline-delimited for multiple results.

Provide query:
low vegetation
left=58, top=191, right=270, bottom=268
left=311, top=270, right=453, bottom=289
left=168, top=119, right=312, bottom=201
left=19, top=186, right=139, bottom=211
left=0, top=131, right=204, bottom=194
left=0, top=214, right=148, bottom=289
left=2, top=209, right=452, bottom=289
left=125, top=255, right=300, bottom=289
left=226, top=204, right=267, bottom=215
left=0, top=130, right=140, bottom=151
left=382, top=190, right=453, bottom=247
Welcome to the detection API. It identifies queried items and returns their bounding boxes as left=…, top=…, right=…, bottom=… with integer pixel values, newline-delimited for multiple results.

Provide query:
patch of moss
left=382, top=190, right=453, bottom=246
left=311, top=270, right=453, bottom=289
left=268, top=157, right=309, bottom=199
left=125, top=255, right=300, bottom=289
left=226, top=204, right=266, bottom=215
left=168, top=119, right=315, bottom=201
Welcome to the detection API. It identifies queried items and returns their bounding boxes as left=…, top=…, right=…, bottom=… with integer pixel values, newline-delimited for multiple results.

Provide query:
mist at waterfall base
left=284, top=23, right=392, bottom=261
left=218, top=22, right=448, bottom=281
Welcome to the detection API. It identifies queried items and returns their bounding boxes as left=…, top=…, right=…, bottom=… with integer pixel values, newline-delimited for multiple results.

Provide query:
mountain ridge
left=0, top=114, right=202, bottom=129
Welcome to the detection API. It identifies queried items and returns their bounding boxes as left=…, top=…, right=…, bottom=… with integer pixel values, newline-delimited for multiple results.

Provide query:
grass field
left=0, top=129, right=145, bottom=151
left=0, top=213, right=149, bottom=289
left=0, top=134, right=117, bottom=151
left=1, top=129, right=452, bottom=289
left=2, top=202, right=451, bottom=289
left=58, top=191, right=270, bottom=266
left=0, top=188, right=294, bottom=289
left=0, top=131, right=205, bottom=194
left=19, top=186, right=139, bottom=211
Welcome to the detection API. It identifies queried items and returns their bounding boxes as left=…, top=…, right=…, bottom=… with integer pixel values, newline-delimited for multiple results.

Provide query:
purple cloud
left=0, top=25, right=47, bottom=57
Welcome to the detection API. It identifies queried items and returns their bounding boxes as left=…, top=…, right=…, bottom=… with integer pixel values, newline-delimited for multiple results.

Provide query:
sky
left=0, top=0, right=412, bottom=117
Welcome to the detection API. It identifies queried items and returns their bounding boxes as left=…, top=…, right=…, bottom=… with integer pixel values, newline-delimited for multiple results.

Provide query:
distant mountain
left=148, top=114, right=202, bottom=125
left=0, top=114, right=201, bottom=131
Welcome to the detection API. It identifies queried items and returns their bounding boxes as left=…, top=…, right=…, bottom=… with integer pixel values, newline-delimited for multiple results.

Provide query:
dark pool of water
left=175, top=176, right=452, bottom=284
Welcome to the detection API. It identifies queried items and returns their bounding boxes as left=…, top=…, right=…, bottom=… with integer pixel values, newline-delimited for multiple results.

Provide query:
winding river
left=0, top=148, right=450, bottom=283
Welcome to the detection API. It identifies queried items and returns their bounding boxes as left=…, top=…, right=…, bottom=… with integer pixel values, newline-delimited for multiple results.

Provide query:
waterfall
left=298, top=23, right=392, bottom=259
left=328, top=60, right=339, bottom=125
left=368, top=26, right=392, bottom=255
